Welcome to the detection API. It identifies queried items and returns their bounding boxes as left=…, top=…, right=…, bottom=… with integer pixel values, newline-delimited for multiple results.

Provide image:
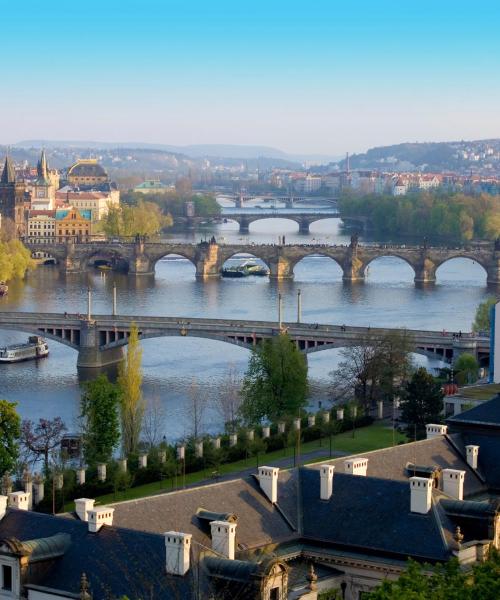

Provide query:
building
left=27, top=210, right=56, bottom=243
left=55, top=209, right=91, bottom=242
left=67, top=159, right=109, bottom=187
left=0, top=156, right=26, bottom=237
left=293, top=174, right=322, bottom=194
left=2, top=399, right=500, bottom=599
left=30, top=151, right=56, bottom=211
left=133, top=179, right=168, bottom=194
left=55, top=190, right=119, bottom=222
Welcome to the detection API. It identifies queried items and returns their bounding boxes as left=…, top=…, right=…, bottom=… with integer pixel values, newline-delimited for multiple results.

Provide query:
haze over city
left=1, top=1, right=500, bottom=155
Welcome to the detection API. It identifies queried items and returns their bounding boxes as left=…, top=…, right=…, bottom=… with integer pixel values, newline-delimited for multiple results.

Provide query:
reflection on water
left=0, top=218, right=494, bottom=441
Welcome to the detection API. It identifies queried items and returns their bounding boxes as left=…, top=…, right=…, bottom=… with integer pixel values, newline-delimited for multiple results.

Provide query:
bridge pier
left=195, top=241, right=221, bottom=278
left=486, top=257, right=500, bottom=285
left=269, top=258, right=293, bottom=279
left=414, top=259, right=436, bottom=284
left=77, top=321, right=124, bottom=369
left=341, top=254, right=365, bottom=283
left=452, top=339, right=478, bottom=364
left=298, top=218, right=310, bottom=235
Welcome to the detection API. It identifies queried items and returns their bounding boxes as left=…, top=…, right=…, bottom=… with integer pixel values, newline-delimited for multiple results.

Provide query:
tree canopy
left=366, top=551, right=500, bottom=599
left=101, top=200, right=173, bottom=237
left=0, top=400, right=21, bottom=476
left=400, top=367, right=444, bottom=438
left=80, top=375, right=121, bottom=465
left=454, top=353, right=479, bottom=384
left=120, top=190, right=221, bottom=218
left=241, top=333, right=308, bottom=424
left=472, top=297, right=496, bottom=333
left=339, top=190, right=500, bottom=241
left=0, top=239, right=34, bottom=282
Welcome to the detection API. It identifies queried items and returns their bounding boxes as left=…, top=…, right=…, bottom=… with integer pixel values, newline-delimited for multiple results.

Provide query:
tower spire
left=37, top=149, right=49, bottom=180
left=1, top=155, right=16, bottom=184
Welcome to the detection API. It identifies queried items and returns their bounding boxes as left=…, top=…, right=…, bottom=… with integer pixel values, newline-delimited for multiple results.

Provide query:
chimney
left=88, top=507, right=114, bottom=532
left=320, top=465, right=335, bottom=500
left=0, top=495, right=7, bottom=520
left=258, top=466, right=279, bottom=503
left=410, top=477, right=433, bottom=514
left=8, top=491, right=30, bottom=511
left=308, top=415, right=316, bottom=427
left=442, top=469, right=465, bottom=500
left=97, top=463, right=107, bottom=482
left=344, top=458, right=368, bottom=476
left=75, top=498, right=95, bottom=522
left=262, top=426, right=270, bottom=439
left=33, top=474, right=45, bottom=505
left=76, top=467, right=86, bottom=486
left=466, top=445, right=479, bottom=470
left=195, top=441, right=204, bottom=458
left=210, top=520, right=237, bottom=560
left=426, top=424, right=448, bottom=439
left=139, top=454, right=148, bottom=468
left=165, top=531, right=192, bottom=575
left=23, top=471, right=33, bottom=510
left=229, top=433, right=237, bottom=447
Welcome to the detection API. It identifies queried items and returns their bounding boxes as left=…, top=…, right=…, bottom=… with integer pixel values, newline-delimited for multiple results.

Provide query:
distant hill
left=13, top=140, right=339, bottom=164
left=336, top=139, right=500, bottom=174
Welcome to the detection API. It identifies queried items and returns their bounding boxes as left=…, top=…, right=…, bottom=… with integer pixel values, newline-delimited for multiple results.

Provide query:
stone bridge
left=221, top=210, right=340, bottom=233
left=0, top=311, right=490, bottom=369
left=24, top=238, right=500, bottom=284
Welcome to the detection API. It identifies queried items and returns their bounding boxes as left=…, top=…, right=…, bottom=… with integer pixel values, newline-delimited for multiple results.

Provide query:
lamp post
left=297, top=289, right=302, bottom=323
left=112, top=283, right=117, bottom=316
left=351, top=405, right=357, bottom=438
left=87, top=287, right=92, bottom=321
left=278, top=293, right=283, bottom=330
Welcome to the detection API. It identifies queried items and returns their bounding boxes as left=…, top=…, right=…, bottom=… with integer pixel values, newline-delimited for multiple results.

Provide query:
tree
left=367, top=551, right=500, bottom=599
left=454, top=353, right=479, bottom=384
left=400, top=368, right=444, bottom=438
left=215, top=365, right=243, bottom=433
left=0, top=400, right=21, bottom=476
left=472, top=297, right=497, bottom=333
left=142, top=396, right=166, bottom=449
left=332, top=331, right=412, bottom=412
left=186, top=379, right=206, bottom=440
left=0, top=240, right=34, bottom=282
left=20, top=417, right=66, bottom=473
left=101, top=200, right=173, bottom=237
left=241, top=333, right=308, bottom=424
left=118, top=323, right=145, bottom=455
left=80, top=375, right=121, bottom=465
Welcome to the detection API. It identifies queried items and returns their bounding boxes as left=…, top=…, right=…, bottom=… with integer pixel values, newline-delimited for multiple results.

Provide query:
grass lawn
left=89, top=422, right=407, bottom=507
left=458, top=383, right=500, bottom=400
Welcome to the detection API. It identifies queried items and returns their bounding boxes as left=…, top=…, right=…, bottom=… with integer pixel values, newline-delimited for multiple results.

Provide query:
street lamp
left=351, top=405, right=357, bottom=438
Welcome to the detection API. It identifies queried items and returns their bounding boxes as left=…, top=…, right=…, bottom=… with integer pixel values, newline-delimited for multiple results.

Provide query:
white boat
left=0, top=336, right=49, bottom=363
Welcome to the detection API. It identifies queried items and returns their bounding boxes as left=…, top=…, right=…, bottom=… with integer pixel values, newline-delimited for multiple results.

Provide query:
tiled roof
left=447, top=395, right=500, bottom=428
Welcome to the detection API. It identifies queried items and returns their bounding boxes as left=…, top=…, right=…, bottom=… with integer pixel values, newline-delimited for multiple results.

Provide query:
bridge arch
left=0, top=324, right=79, bottom=351
left=81, top=249, right=131, bottom=272
left=151, top=252, right=198, bottom=277
left=362, top=254, right=417, bottom=280
left=219, top=251, right=271, bottom=275
left=291, top=253, right=344, bottom=280
left=434, top=255, right=488, bottom=283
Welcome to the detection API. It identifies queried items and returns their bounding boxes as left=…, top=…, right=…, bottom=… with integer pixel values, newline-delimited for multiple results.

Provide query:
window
left=270, top=587, right=279, bottom=600
left=2, top=564, right=12, bottom=591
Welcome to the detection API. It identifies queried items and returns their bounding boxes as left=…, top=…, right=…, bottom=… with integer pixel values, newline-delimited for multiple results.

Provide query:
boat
left=244, top=262, right=270, bottom=276
left=0, top=336, right=49, bottom=363
left=221, top=266, right=248, bottom=278
left=221, top=261, right=270, bottom=278
left=0, top=281, right=8, bottom=296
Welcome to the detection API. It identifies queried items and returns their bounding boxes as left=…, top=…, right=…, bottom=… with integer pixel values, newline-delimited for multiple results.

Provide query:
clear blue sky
left=2, top=1, right=499, bottom=154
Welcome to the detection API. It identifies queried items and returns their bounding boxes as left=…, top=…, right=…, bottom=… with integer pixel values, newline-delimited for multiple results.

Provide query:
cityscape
left=1, top=2, right=500, bottom=599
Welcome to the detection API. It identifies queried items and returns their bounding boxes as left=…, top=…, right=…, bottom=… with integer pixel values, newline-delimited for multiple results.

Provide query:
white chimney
left=33, top=474, right=44, bottom=505
left=8, top=491, right=30, bottom=511
left=293, top=418, right=301, bottom=431
left=323, top=411, right=330, bottom=423
left=344, top=458, right=368, bottom=476
left=165, top=531, right=192, bottom=576
left=442, top=469, right=465, bottom=500
left=118, top=458, right=127, bottom=472
left=258, top=466, right=279, bottom=503
left=195, top=442, right=204, bottom=458
left=247, top=430, right=254, bottom=442
left=158, top=450, right=167, bottom=464
left=320, top=465, right=335, bottom=500
left=426, top=424, right=448, bottom=439
left=262, top=426, right=270, bottom=439
left=229, top=433, right=237, bottom=447
left=76, top=468, right=86, bottom=486
left=139, top=454, right=148, bottom=468
left=466, top=445, right=479, bottom=470
left=75, top=498, right=95, bottom=522
left=410, top=477, right=433, bottom=514
left=308, top=415, right=316, bottom=427
left=23, top=472, right=33, bottom=510
left=97, top=463, right=106, bottom=482
left=88, top=507, right=114, bottom=532
left=278, top=422, right=286, bottom=434
left=177, top=445, right=185, bottom=460
left=0, top=495, right=7, bottom=520
left=212, top=437, right=221, bottom=449
left=211, top=520, right=237, bottom=560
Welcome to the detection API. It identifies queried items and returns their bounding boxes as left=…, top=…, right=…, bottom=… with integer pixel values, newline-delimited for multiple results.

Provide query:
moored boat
left=0, top=336, right=49, bottom=363
left=0, top=281, right=8, bottom=296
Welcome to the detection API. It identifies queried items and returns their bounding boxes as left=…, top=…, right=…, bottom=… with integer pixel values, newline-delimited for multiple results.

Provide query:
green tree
left=101, top=200, right=173, bottom=237
left=0, top=240, right=34, bottom=282
left=118, top=323, right=145, bottom=455
left=367, top=551, right=500, bottom=599
left=454, top=353, right=479, bottom=384
left=0, top=400, right=21, bottom=476
left=80, top=375, right=121, bottom=465
left=400, top=368, right=444, bottom=439
left=472, top=297, right=497, bottom=333
left=241, top=333, right=308, bottom=424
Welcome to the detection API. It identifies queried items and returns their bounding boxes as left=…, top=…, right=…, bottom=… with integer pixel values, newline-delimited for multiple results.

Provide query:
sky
left=1, top=0, right=500, bottom=155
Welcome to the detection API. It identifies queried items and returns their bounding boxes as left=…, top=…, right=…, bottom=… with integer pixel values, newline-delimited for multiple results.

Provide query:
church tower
left=32, top=150, right=54, bottom=210
left=0, top=155, right=26, bottom=237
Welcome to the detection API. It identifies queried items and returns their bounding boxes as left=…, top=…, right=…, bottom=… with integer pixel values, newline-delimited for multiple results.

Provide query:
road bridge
left=220, top=208, right=339, bottom=233
left=0, top=311, right=490, bottom=369
left=24, top=237, right=500, bottom=285
left=222, top=193, right=338, bottom=207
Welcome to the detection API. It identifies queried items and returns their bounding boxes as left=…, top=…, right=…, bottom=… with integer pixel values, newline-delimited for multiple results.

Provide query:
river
left=0, top=201, right=493, bottom=441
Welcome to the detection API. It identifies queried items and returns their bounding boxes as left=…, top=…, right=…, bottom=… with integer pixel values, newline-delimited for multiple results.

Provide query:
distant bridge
left=222, top=193, right=338, bottom=207
left=220, top=208, right=340, bottom=233
left=0, top=311, right=488, bottom=369
left=24, top=238, right=500, bottom=285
